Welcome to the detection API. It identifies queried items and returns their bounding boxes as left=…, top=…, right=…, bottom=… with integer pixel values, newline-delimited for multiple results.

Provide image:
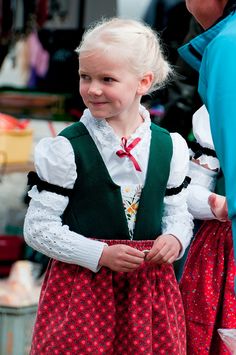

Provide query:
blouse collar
left=80, top=105, right=151, bottom=148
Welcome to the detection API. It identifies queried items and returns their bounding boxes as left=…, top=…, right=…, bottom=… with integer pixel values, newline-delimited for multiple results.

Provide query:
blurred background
left=0, top=0, right=200, bottom=124
left=0, top=0, right=151, bottom=121
left=0, top=1, right=202, bottom=354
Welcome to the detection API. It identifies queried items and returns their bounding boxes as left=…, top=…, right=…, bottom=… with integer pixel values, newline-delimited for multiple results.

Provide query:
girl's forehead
left=80, top=47, right=119, bottom=60
left=79, top=49, right=128, bottom=70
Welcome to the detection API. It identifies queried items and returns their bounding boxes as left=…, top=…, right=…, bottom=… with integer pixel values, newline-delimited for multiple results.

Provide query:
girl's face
left=79, top=49, right=150, bottom=122
left=185, top=0, right=227, bottom=29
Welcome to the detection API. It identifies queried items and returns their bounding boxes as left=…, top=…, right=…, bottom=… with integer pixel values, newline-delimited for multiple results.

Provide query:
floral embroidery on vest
left=121, top=184, right=142, bottom=239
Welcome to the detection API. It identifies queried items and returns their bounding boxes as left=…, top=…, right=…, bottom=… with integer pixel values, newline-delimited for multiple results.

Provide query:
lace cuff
left=28, top=186, right=69, bottom=212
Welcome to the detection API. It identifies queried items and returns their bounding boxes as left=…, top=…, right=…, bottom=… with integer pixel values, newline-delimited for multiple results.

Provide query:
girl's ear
left=137, top=71, right=154, bottom=95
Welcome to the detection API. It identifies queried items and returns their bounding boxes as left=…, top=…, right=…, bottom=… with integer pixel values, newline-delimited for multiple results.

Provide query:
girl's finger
left=167, top=254, right=178, bottom=264
left=147, top=244, right=169, bottom=263
left=126, top=246, right=145, bottom=258
left=149, top=247, right=178, bottom=264
left=118, top=261, right=141, bottom=270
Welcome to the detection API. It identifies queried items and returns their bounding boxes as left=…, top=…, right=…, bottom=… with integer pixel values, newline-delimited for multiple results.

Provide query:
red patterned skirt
left=179, top=220, right=236, bottom=355
left=30, top=240, right=186, bottom=355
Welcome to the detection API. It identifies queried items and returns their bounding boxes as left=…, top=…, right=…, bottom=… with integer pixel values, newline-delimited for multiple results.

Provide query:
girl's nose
left=88, top=82, right=102, bottom=96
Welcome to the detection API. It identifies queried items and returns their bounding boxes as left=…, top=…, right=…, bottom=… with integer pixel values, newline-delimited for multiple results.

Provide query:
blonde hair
left=75, top=18, right=172, bottom=94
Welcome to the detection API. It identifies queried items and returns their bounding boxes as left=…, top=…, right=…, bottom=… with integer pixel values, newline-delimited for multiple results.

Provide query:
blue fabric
left=179, top=11, right=236, bottom=292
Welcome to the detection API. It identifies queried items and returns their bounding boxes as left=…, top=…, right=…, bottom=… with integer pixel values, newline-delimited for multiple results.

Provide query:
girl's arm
left=161, top=133, right=194, bottom=259
left=24, top=136, right=108, bottom=272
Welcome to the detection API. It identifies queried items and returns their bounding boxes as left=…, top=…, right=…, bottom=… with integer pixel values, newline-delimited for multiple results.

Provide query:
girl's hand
left=208, top=193, right=229, bottom=222
left=145, top=234, right=181, bottom=264
left=99, top=244, right=145, bottom=272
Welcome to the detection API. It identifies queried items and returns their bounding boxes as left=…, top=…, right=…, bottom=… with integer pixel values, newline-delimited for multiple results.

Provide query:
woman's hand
left=208, top=193, right=229, bottom=222
left=99, top=244, right=145, bottom=272
left=145, top=234, right=182, bottom=264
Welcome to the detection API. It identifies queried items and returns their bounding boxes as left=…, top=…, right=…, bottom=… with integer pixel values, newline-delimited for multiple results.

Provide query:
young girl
left=180, top=105, right=236, bottom=355
left=24, top=18, right=193, bottom=355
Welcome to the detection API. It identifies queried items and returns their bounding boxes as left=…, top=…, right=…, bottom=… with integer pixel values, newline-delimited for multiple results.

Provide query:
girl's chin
left=90, top=111, right=106, bottom=119
left=89, top=108, right=112, bottom=119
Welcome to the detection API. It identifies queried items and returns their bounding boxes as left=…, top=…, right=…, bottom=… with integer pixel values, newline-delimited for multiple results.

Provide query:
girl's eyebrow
left=100, top=71, right=118, bottom=77
left=79, top=71, right=116, bottom=78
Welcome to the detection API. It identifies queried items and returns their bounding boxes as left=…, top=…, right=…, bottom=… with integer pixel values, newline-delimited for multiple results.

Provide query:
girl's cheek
left=79, top=84, right=87, bottom=97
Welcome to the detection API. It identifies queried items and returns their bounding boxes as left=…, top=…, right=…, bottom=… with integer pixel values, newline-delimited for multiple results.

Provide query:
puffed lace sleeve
left=24, top=136, right=108, bottom=272
left=162, top=133, right=194, bottom=258
left=187, top=105, right=219, bottom=219
left=34, top=136, right=77, bottom=188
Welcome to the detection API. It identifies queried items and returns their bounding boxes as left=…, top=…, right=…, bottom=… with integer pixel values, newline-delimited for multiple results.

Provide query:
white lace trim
left=189, top=150, right=220, bottom=171
left=28, top=186, right=69, bottom=212
left=189, top=160, right=217, bottom=192
left=80, top=105, right=151, bottom=151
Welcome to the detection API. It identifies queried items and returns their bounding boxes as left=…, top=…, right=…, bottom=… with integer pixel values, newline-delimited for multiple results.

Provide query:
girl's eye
left=103, top=77, right=114, bottom=82
left=80, top=74, right=90, bottom=81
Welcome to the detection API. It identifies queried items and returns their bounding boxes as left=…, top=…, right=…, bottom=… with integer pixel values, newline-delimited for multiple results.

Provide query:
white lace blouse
left=24, top=105, right=193, bottom=272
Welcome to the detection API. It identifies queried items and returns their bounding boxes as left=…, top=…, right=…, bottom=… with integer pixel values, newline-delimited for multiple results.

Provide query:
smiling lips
left=90, top=101, right=107, bottom=105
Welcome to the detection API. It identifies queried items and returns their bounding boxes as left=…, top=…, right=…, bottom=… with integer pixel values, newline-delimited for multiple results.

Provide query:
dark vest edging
left=59, top=121, right=172, bottom=240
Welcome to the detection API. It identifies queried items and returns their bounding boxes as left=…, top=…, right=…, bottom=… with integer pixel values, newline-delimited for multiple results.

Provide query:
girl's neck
left=106, top=111, right=144, bottom=139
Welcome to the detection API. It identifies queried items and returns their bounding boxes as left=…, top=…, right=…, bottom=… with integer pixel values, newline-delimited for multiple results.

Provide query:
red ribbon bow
left=116, top=137, right=142, bottom=172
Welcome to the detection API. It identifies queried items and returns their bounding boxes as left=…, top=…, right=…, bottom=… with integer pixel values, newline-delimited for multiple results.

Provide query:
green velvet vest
left=59, top=122, right=172, bottom=240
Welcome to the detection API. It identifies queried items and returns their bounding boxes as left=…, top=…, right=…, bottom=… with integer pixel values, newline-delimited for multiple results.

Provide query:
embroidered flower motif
left=127, top=203, right=138, bottom=214
left=121, top=185, right=142, bottom=240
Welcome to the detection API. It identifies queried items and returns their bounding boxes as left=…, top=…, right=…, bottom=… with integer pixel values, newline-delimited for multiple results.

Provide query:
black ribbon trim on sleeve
left=188, top=141, right=217, bottom=159
left=165, top=176, right=191, bottom=197
left=27, top=171, right=73, bottom=197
